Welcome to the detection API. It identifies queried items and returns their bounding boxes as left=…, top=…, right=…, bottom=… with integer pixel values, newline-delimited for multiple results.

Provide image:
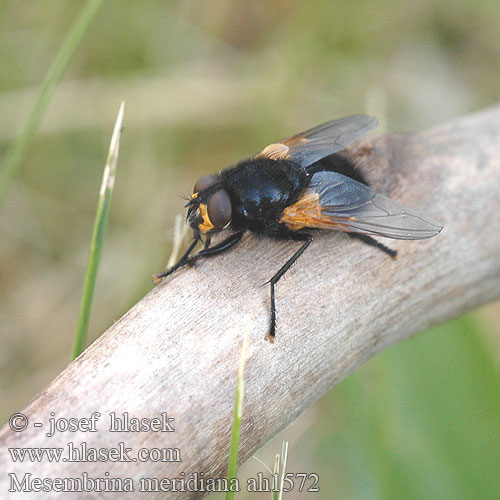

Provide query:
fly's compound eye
left=193, top=174, right=218, bottom=194
left=207, top=189, right=232, bottom=228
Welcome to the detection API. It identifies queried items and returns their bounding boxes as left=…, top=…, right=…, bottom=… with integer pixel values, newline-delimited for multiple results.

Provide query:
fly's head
left=186, top=174, right=232, bottom=236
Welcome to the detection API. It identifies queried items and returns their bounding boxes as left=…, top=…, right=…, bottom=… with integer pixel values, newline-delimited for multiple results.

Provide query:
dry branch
left=1, top=106, right=500, bottom=499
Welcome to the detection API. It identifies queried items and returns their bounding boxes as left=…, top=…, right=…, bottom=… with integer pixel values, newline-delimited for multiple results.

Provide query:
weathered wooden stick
left=1, top=107, right=500, bottom=499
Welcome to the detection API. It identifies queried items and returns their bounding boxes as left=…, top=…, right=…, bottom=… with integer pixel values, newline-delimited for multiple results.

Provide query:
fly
left=153, top=115, right=443, bottom=341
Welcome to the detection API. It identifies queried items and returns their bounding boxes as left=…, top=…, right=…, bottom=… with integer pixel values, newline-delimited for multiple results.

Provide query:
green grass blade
left=225, top=323, right=249, bottom=500
left=0, top=0, right=105, bottom=210
left=71, top=102, right=125, bottom=360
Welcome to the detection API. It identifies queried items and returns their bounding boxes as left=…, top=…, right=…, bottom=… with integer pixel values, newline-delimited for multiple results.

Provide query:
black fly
left=154, top=115, right=442, bottom=341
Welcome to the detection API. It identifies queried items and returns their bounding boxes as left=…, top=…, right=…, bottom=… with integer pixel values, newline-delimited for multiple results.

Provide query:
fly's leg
left=196, top=231, right=244, bottom=258
left=349, top=233, right=397, bottom=259
left=266, top=234, right=313, bottom=342
left=153, top=237, right=200, bottom=282
left=153, top=231, right=245, bottom=283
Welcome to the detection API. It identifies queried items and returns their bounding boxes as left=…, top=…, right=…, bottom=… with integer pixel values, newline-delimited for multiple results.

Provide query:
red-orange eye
left=193, top=174, right=218, bottom=194
left=207, top=189, right=232, bottom=228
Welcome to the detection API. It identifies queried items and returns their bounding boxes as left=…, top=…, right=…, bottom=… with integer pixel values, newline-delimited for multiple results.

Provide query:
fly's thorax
left=218, top=158, right=309, bottom=230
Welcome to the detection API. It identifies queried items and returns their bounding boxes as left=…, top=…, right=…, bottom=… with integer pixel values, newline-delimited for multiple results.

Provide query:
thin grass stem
left=167, top=214, right=189, bottom=269
left=277, top=441, right=289, bottom=500
left=225, top=321, right=249, bottom=500
left=71, top=102, right=124, bottom=360
left=0, top=0, right=105, bottom=210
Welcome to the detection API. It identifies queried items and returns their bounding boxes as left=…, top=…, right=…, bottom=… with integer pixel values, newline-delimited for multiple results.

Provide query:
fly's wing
left=254, top=115, right=378, bottom=168
left=279, top=171, right=443, bottom=240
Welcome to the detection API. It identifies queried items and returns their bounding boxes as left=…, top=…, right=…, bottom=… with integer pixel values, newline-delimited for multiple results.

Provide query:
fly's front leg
left=196, top=231, right=245, bottom=258
left=153, top=237, right=200, bottom=282
left=266, top=234, right=313, bottom=342
left=203, top=236, right=212, bottom=250
left=153, top=231, right=245, bottom=283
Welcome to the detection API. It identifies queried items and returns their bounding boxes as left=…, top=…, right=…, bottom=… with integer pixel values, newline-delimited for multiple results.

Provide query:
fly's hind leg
left=266, top=233, right=313, bottom=343
left=349, top=233, right=397, bottom=259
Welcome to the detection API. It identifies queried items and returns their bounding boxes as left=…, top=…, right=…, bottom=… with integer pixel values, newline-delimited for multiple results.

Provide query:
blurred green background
left=1, top=1, right=500, bottom=499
